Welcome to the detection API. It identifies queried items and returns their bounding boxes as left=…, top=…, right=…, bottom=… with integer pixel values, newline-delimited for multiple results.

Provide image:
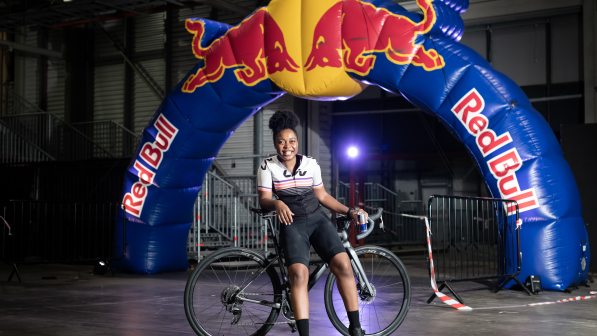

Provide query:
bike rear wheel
left=324, top=246, right=411, bottom=336
left=184, top=248, right=282, bottom=336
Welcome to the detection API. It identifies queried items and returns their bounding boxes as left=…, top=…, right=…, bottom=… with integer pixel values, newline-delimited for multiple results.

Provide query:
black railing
left=0, top=113, right=117, bottom=163
left=1, top=201, right=126, bottom=282
left=71, top=121, right=139, bottom=158
left=427, top=195, right=531, bottom=304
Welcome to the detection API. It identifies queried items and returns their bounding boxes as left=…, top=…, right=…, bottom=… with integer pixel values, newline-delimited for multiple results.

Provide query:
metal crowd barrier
left=337, top=182, right=426, bottom=247
left=427, top=195, right=531, bottom=304
left=187, top=172, right=276, bottom=261
left=1, top=201, right=126, bottom=282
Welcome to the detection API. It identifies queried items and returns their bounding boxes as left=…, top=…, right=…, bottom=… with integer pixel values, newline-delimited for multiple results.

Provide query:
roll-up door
left=94, top=19, right=125, bottom=125
left=133, top=59, right=165, bottom=133
left=14, top=28, right=39, bottom=110
left=94, top=19, right=124, bottom=58
left=47, top=29, right=65, bottom=119
left=218, top=116, right=254, bottom=176
left=133, top=12, right=165, bottom=134
left=94, top=64, right=125, bottom=125
left=318, top=102, right=332, bottom=192
left=216, top=0, right=254, bottom=25
left=134, top=12, right=165, bottom=53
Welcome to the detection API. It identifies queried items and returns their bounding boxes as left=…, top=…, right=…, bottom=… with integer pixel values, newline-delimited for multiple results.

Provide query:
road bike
left=184, top=207, right=411, bottom=336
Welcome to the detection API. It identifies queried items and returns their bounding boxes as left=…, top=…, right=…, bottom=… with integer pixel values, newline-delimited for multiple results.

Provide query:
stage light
left=347, top=146, right=358, bottom=158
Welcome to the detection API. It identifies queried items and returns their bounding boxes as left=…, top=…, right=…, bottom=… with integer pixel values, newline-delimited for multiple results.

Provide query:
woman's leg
left=328, top=252, right=359, bottom=312
left=288, top=263, right=310, bottom=319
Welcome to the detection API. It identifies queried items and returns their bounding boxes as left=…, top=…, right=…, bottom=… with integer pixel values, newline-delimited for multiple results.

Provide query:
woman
left=258, top=110, right=367, bottom=336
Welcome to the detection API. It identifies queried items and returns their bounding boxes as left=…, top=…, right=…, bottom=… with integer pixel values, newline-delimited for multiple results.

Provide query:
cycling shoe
left=348, top=327, right=365, bottom=336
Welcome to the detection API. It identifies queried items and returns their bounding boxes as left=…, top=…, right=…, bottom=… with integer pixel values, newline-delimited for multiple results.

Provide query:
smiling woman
left=256, top=109, right=369, bottom=336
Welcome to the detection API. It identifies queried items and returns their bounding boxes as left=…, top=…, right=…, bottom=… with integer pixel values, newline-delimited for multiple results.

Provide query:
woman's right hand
left=275, top=200, right=294, bottom=225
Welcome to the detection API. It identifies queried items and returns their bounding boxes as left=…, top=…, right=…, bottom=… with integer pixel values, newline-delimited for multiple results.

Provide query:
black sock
left=296, top=318, right=309, bottom=336
left=347, top=310, right=360, bottom=329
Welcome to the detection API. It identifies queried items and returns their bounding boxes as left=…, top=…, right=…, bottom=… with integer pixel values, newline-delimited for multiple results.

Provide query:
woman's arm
left=258, top=190, right=295, bottom=225
left=313, top=187, right=367, bottom=222
left=257, top=160, right=294, bottom=224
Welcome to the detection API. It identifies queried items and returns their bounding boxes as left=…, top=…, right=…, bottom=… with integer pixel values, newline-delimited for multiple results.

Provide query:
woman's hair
left=269, top=110, right=300, bottom=141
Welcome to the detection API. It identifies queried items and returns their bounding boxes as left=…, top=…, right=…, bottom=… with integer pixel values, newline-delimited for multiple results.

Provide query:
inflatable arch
left=115, top=0, right=590, bottom=290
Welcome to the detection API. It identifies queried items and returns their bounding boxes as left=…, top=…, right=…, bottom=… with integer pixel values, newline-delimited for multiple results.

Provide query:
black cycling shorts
left=279, top=210, right=346, bottom=268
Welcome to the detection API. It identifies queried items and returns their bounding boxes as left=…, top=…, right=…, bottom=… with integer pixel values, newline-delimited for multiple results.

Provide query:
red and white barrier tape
left=1, top=216, right=11, bottom=236
left=421, top=216, right=595, bottom=311
left=423, top=216, right=473, bottom=311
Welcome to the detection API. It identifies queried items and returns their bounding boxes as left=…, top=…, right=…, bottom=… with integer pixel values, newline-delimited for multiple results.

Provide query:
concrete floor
left=0, top=254, right=595, bottom=336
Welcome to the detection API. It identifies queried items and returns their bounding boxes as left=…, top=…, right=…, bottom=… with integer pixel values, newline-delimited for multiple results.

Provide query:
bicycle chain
left=234, top=293, right=289, bottom=326
left=236, top=321, right=294, bottom=326
left=240, top=292, right=283, bottom=296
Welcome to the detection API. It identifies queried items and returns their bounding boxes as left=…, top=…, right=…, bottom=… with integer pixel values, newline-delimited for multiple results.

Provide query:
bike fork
left=346, top=248, right=374, bottom=295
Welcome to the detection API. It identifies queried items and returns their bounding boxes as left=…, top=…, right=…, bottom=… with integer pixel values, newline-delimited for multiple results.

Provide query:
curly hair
left=268, top=110, right=300, bottom=141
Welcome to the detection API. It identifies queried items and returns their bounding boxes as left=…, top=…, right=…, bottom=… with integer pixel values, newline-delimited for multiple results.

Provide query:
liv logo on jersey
left=123, top=114, right=179, bottom=217
left=451, top=89, right=539, bottom=215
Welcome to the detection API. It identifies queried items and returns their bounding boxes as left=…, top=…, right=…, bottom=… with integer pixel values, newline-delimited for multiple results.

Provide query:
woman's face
left=275, top=129, right=298, bottom=162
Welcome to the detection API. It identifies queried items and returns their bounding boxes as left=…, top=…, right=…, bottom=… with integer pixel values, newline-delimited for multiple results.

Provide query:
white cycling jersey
left=257, top=155, right=324, bottom=218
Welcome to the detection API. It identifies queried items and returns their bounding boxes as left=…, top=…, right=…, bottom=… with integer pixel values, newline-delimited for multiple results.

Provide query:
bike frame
left=236, top=214, right=374, bottom=309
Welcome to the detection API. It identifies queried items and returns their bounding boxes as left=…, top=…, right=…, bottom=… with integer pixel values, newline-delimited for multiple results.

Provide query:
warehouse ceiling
left=0, top=0, right=263, bottom=34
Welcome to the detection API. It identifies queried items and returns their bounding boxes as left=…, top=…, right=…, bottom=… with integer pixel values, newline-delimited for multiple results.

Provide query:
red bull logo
left=181, top=0, right=445, bottom=98
left=123, top=114, right=179, bottom=217
left=182, top=9, right=299, bottom=93
left=305, top=0, right=445, bottom=75
left=451, top=89, right=539, bottom=214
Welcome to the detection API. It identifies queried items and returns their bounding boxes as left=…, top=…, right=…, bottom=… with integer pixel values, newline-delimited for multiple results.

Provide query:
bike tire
left=324, top=246, right=411, bottom=336
left=184, top=248, right=282, bottom=336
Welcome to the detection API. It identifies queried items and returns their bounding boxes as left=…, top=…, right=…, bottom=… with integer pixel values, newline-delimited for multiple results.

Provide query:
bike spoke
left=221, top=256, right=233, bottom=285
left=252, top=279, right=273, bottom=292
left=210, top=265, right=226, bottom=288
left=376, top=282, right=403, bottom=289
left=194, top=301, right=220, bottom=317
left=371, top=298, right=382, bottom=331
left=233, top=256, right=240, bottom=284
left=217, top=304, right=227, bottom=336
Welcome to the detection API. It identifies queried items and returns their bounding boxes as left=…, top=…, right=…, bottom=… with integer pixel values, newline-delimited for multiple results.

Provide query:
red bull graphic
left=451, top=89, right=538, bottom=215
left=123, top=114, right=179, bottom=217
left=182, top=9, right=299, bottom=92
left=305, top=0, right=445, bottom=76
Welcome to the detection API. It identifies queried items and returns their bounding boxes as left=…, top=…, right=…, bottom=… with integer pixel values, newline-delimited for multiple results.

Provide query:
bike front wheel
left=184, top=248, right=282, bottom=336
left=324, top=246, right=411, bottom=336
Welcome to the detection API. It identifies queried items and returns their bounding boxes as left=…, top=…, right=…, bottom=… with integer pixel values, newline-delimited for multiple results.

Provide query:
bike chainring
left=281, top=298, right=295, bottom=321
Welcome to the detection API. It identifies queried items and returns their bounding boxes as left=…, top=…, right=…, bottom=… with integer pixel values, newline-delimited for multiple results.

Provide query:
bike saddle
left=249, top=207, right=276, bottom=216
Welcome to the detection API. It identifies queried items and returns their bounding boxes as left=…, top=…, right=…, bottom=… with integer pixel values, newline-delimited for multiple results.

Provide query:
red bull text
left=123, top=114, right=179, bottom=217
left=451, top=89, right=540, bottom=215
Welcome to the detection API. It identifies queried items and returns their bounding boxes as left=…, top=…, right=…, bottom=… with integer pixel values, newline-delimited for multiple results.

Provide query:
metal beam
left=333, top=95, right=583, bottom=116
left=199, top=0, right=253, bottom=17
left=0, top=39, right=62, bottom=59
left=584, top=0, right=597, bottom=123
left=333, top=108, right=421, bottom=116
left=460, top=0, right=582, bottom=26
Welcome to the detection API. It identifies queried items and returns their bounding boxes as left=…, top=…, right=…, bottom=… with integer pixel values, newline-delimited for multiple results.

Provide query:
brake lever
left=379, top=216, right=385, bottom=232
